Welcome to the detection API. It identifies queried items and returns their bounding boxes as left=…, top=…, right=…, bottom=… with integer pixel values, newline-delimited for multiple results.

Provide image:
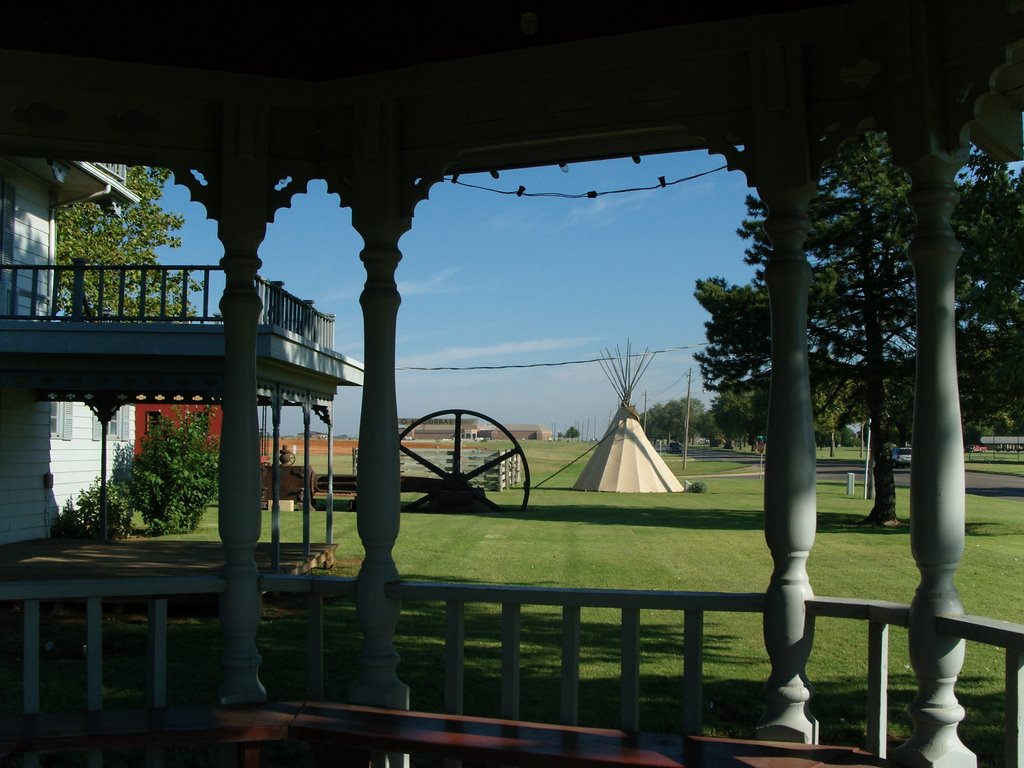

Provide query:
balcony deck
left=0, top=262, right=362, bottom=404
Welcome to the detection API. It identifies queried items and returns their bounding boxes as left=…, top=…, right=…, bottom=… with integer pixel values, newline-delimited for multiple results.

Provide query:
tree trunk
left=864, top=436, right=898, bottom=524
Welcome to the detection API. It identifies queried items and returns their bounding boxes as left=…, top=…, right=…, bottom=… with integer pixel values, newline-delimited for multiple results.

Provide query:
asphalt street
left=682, top=448, right=1024, bottom=502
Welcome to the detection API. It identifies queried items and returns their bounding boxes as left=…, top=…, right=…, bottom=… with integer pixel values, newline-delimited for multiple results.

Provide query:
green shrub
left=51, top=478, right=134, bottom=539
left=130, top=407, right=219, bottom=535
left=688, top=480, right=708, bottom=494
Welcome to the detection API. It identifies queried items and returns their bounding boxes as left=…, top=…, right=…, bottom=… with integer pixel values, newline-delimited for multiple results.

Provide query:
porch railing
left=7, top=576, right=1024, bottom=767
left=0, top=261, right=334, bottom=347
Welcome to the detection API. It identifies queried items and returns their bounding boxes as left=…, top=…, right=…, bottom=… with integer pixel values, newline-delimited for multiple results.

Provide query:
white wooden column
left=216, top=244, right=266, bottom=704
left=756, top=184, right=818, bottom=744
left=348, top=235, right=409, bottom=711
left=891, top=155, right=975, bottom=768
left=215, top=102, right=269, bottom=704
left=346, top=100, right=412, bottom=716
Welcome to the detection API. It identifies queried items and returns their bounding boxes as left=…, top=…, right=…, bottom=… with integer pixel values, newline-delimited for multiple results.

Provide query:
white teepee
left=573, top=344, right=684, bottom=493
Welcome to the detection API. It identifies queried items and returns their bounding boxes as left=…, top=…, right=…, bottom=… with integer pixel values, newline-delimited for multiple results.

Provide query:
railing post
left=309, top=592, right=325, bottom=700
left=445, top=601, right=465, bottom=715
left=866, top=620, right=889, bottom=757
left=1008, top=649, right=1023, bottom=768
left=501, top=603, right=521, bottom=720
left=71, top=258, right=86, bottom=320
left=620, top=607, right=640, bottom=732
left=146, top=598, right=168, bottom=707
left=560, top=605, right=580, bottom=725
left=683, top=609, right=704, bottom=735
left=23, top=599, right=40, bottom=714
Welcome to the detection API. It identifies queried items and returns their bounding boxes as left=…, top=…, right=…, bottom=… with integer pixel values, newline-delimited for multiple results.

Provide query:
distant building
left=479, top=424, right=552, bottom=441
left=399, top=416, right=478, bottom=440
left=134, top=404, right=224, bottom=455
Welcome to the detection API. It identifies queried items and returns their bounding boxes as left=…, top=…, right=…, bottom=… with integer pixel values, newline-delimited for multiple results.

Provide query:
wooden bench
left=1, top=702, right=883, bottom=767
left=0, top=703, right=298, bottom=767
left=290, top=702, right=687, bottom=767
left=1, top=701, right=685, bottom=767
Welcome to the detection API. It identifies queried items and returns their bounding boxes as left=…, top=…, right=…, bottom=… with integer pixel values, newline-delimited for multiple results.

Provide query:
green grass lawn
left=8, top=440, right=1021, bottom=765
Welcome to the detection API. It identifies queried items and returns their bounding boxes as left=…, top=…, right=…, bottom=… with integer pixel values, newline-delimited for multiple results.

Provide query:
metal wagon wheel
left=398, top=409, right=531, bottom=513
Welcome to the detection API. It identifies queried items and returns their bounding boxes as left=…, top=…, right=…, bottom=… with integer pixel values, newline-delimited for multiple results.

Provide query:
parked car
left=967, top=444, right=988, bottom=453
left=667, top=442, right=683, bottom=454
left=891, top=446, right=912, bottom=467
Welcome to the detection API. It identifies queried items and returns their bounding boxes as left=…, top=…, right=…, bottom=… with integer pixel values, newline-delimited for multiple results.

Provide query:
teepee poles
left=597, top=341, right=656, bottom=408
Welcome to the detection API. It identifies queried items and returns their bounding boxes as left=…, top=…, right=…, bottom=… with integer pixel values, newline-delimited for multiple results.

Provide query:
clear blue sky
left=156, top=152, right=758, bottom=437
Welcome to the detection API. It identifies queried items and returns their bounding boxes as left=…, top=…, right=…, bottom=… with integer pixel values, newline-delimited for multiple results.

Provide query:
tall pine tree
left=695, top=133, right=916, bottom=524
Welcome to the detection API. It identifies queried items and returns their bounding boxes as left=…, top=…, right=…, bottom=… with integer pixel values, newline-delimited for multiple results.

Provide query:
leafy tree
left=709, top=388, right=768, bottom=449
left=642, top=397, right=711, bottom=443
left=129, top=407, right=219, bottom=535
left=55, top=167, right=185, bottom=316
left=695, top=133, right=915, bottom=523
left=563, top=425, right=580, bottom=440
left=954, top=152, right=1024, bottom=434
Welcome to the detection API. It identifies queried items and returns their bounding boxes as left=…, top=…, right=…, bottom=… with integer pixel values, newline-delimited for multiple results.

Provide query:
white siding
left=2, top=163, right=53, bottom=315
left=0, top=389, right=57, bottom=542
left=1, top=161, right=52, bottom=268
left=50, top=403, right=134, bottom=510
left=0, top=390, right=135, bottom=545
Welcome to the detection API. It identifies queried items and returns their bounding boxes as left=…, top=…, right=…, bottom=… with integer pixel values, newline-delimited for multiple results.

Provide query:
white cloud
left=398, top=267, right=464, bottom=297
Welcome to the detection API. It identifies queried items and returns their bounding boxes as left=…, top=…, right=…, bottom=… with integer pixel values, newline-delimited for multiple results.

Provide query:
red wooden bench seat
left=0, top=701, right=885, bottom=767
left=291, top=701, right=687, bottom=767
left=0, top=703, right=297, bottom=766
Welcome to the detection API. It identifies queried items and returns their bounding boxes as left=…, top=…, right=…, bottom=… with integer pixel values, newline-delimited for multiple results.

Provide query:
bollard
left=847, top=472, right=855, bottom=496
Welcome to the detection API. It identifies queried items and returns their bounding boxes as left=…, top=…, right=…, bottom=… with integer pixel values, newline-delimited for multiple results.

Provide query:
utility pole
left=683, top=368, right=692, bottom=469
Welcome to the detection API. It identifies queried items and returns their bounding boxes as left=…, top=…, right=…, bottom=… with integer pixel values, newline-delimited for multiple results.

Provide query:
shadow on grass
left=502, top=503, right=765, bottom=531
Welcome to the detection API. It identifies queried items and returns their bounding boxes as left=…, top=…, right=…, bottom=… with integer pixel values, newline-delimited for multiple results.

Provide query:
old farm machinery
left=397, top=409, right=531, bottom=513
left=261, top=409, right=530, bottom=513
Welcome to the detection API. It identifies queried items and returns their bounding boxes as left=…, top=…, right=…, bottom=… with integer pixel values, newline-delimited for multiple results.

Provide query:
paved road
left=682, top=448, right=1024, bottom=502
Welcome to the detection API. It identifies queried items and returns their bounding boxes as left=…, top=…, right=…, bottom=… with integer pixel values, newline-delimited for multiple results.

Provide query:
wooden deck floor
left=0, top=538, right=336, bottom=582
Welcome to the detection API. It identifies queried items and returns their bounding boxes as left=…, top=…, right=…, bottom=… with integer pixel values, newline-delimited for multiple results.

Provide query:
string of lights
left=397, top=343, right=706, bottom=371
left=446, top=164, right=728, bottom=200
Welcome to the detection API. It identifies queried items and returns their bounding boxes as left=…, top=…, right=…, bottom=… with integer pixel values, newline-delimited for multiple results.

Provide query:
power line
left=397, top=343, right=706, bottom=371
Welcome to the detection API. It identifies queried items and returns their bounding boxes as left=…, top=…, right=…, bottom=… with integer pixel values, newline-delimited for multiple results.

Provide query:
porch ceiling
left=0, top=322, right=362, bottom=405
left=5, top=3, right=852, bottom=82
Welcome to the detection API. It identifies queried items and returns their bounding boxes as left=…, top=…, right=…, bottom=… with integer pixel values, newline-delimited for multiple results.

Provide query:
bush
left=688, top=480, right=708, bottom=494
left=130, top=407, right=219, bottom=535
left=51, top=478, right=134, bottom=539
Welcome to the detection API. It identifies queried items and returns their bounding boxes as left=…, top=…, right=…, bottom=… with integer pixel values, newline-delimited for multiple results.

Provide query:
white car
left=891, top=446, right=912, bottom=467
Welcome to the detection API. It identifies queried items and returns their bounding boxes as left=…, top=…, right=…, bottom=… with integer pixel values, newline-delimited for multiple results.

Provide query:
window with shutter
left=51, top=402, right=75, bottom=440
